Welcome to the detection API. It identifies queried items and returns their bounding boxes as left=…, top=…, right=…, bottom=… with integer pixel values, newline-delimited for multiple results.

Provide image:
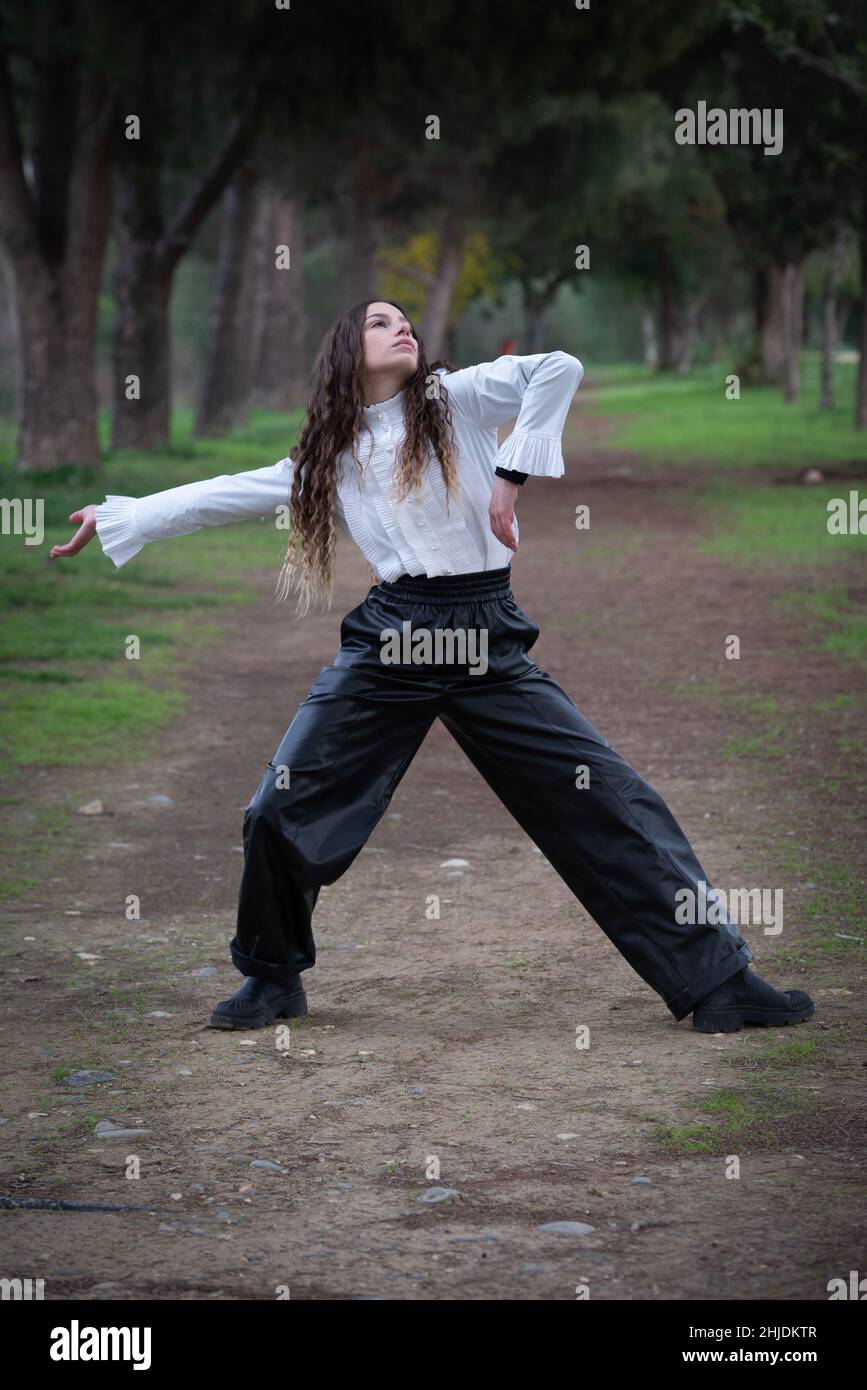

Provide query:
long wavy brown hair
left=274, top=299, right=461, bottom=616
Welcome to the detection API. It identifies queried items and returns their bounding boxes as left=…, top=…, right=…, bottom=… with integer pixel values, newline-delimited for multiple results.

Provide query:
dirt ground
left=2, top=413, right=865, bottom=1301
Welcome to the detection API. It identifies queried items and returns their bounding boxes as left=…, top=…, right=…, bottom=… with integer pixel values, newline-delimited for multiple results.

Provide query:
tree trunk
left=524, top=295, right=547, bottom=353
left=12, top=260, right=108, bottom=471
left=657, top=282, right=703, bottom=375
left=640, top=300, right=659, bottom=369
left=675, top=294, right=704, bottom=374
left=0, top=32, right=118, bottom=472
left=521, top=277, right=565, bottom=353
left=820, top=229, right=849, bottom=411
left=243, top=188, right=273, bottom=405
left=836, top=292, right=854, bottom=346
left=421, top=204, right=466, bottom=361
left=657, top=269, right=681, bottom=371
left=759, top=263, right=787, bottom=385
left=111, top=156, right=174, bottom=451
left=194, top=162, right=262, bottom=437
left=253, top=192, right=308, bottom=410
left=658, top=273, right=687, bottom=370
left=856, top=221, right=867, bottom=430
left=343, top=142, right=376, bottom=305
left=781, top=260, right=804, bottom=404
left=0, top=250, right=15, bottom=409
left=110, top=31, right=263, bottom=449
left=713, top=291, right=736, bottom=360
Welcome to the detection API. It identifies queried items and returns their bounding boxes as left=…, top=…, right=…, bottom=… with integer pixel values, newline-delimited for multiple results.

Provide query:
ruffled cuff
left=94, top=495, right=144, bottom=569
left=494, top=428, right=565, bottom=478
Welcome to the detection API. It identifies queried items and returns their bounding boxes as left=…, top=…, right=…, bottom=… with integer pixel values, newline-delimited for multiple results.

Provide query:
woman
left=51, top=299, right=814, bottom=1036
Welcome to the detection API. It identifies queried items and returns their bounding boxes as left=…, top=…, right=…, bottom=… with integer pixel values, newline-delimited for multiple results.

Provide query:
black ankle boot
left=692, top=966, right=814, bottom=1033
left=209, top=975, right=308, bottom=1031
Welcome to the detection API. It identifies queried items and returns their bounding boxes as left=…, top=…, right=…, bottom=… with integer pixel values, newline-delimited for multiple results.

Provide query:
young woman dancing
left=51, top=299, right=814, bottom=1036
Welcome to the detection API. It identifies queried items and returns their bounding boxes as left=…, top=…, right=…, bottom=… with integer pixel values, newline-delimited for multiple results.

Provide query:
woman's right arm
left=50, top=457, right=295, bottom=568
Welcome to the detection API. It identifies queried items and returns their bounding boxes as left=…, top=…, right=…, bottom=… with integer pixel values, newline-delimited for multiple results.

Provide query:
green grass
left=650, top=1083, right=825, bottom=1156
left=776, top=585, right=867, bottom=666
left=694, top=478, right=866, bottom=567
left=0, top=797, right=90, bottom=901
left=651, top=1089, right=768, bottom=1154
left=0, top=405, right=303, bottom=776
left=748, top=1039, right=818, bottom=1064
left=799, top=861, right=867, bottom=952
left=721, top=723, right=789, bottom=762
left=586, top=356, right=867, bottom=471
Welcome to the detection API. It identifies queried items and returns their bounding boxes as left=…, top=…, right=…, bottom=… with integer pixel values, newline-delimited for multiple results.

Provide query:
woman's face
left=362, top=301, right=418, bottom=379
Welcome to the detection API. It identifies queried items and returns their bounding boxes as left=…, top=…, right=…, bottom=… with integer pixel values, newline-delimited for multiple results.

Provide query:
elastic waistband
left=376, top=566, right=512, bottom=601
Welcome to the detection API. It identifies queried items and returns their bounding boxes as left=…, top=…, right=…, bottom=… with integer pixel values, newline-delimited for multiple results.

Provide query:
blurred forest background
left=1, top=0, right=866, bottom=472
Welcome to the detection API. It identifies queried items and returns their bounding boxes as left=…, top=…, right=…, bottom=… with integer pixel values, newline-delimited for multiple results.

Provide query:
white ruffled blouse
left=94, top=351, right=584, bottom=580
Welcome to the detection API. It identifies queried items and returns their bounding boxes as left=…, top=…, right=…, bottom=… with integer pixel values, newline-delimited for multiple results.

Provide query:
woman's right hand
left=50, top=504, right=98, bottom=560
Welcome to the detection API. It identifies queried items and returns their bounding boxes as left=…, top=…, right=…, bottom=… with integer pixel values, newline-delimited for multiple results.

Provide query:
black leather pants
left=230, top=565, right=753, bottom=1020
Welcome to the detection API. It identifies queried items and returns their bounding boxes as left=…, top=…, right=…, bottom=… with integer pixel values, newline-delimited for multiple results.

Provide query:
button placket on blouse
left=364, top=420, right=419, bottom=573
left=379, top=422, right=452, bottom=573
left=379, top=418, right=403, bottom=513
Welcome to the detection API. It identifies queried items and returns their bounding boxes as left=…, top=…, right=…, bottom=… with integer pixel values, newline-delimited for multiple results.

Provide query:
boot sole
left=208, top=990, right=308, bottom=1031
left=693, top=1002, right=814, bottom=1033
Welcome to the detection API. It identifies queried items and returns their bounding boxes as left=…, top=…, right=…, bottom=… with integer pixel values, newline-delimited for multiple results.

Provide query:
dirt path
left=2, top=417, right=864, bottom=1301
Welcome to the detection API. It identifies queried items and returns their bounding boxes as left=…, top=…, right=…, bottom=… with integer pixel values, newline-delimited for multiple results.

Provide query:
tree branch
left=738, top=12, right=867, bottom=101
left=157, top=106, right=259, bottom=277
left=156, top=48, right=273, bottom=278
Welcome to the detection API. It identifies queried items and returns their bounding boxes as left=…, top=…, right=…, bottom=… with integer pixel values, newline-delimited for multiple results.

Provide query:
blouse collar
left=362, top=386, right=407, bottom=426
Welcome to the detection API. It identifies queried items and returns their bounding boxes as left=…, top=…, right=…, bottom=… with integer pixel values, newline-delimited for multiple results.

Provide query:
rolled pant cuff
left=229, top=937, right=307, bottom=987
left=666, top=943, right=754, bottom=1022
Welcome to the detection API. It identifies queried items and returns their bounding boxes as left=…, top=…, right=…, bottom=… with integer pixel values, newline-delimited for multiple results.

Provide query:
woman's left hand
left=489, top=476, right=519, bottom=552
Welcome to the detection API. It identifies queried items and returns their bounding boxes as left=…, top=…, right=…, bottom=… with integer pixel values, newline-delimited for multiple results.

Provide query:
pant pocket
left=504, top=599, right=540, bottom=652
